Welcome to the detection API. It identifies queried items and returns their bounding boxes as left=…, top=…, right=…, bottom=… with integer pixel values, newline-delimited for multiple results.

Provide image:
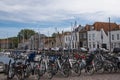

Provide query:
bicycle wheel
left=72, top=63, right=81, bottom=76
left=34, top=68, right=41, bottom=80
left=61, top=63, right=70, bottom=77
left=24, top=61, right=32, bottom=78
left=7, top=59, right=15, bottom=79
left=47, top=64, right=53, bottom=79
left=86, top=64, right=94, bottom=75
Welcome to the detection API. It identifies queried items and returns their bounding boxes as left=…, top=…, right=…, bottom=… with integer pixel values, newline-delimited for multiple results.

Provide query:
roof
left=79, top=25, right=91, bottom=33
left=41, top=37, right=56, bottom=44
left=73, top=25, right=83, bottom=32
left=93, top=22, right=120, bottom=35
left=93, top=22, right=119, bottom=31
left=79, top=22, right=120, bottom=34
left=63, top=32, right=71, bottom=35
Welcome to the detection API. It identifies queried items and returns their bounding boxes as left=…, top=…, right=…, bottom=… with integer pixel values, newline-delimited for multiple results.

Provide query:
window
left=72, top=42, right=74, bottom=48
left=85, top=33, right=87, bottom=38
left=93, top=42, right=95, bottom=48
left=73, top=35, right=75, bottom=40
left=89, top=34, right=91, bottom=40
left=111, top=43, right=113, bottom=48
left=119, top=43, right=120, bottom=47
left=114, top=43, right=116, bottom=47
left=79, top=34, right=82, bottom=39
left=75, top=43, right=76, bottom=48
left=75, top=35, right=77, bottom=41
left=112, top=35, right=114, bottom=40
left=92, top=34, right=95, bottom=40
left=82, top=33, right=83, bottom=39
left=83, top=41, right=87, bottom=46
left=83, top=33, right=86, bottom=38
left=68, top=37, right=70, bottom=41
left=117, top=34, right=119, bottom=40
left=66, top=37, right=67, bottom=41
left=89, top=42, right=91, bottom=48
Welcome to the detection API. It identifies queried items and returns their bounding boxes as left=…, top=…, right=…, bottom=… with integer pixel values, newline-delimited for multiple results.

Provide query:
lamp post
left=101, top=30, right=103, bottom=48
left=6, top=33, right=8, bottom=49
left=109, top=17, right=111, bottom=52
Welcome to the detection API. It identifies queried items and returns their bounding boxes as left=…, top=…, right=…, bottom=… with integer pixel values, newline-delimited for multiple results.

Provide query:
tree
left=52, top=33, right=58, bottom=37
left=9, top=37, right=18, bottom=48
left=17, top=29, right=36, bottom=42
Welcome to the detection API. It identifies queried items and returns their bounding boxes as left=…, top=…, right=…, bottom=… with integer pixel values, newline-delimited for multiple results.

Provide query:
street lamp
left=109, top=17, right=111, bottom=52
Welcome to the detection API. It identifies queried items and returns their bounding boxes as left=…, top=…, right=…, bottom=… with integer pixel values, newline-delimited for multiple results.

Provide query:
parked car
left=0, top=55, right=14, bottom=74
left=0, top=61, right=5, bottom=73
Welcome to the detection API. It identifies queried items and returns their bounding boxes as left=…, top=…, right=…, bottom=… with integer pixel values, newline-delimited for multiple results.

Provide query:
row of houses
left=0, top=38, right=17, bottom=49
left=64, top=22, right=120, bottom=51
left=18, top=22, right=120, bottom=51
left=72, top=22, right=120, bottom=51
left=0, top=39, right=14, bottom=49
left=1, top=21, right=120, bottom=51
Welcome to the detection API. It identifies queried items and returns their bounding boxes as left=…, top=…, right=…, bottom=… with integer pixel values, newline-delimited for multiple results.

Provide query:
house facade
left=79, top=25, right=90, bottom=48
left=18, top=33, right=46, bottom=50
left=42, top=37, right=56, bottom=49
left=70, top=25, right=83, bottom=49
left=110, top=30, right=120, bottom=51
left=87, top=22, right=120, bottom=50
left=63, top=32, right=71, bottom=49
left=0, top=39, right=13, bottom=49
left=87, top=29, right=109, bottom=50
left=55, top=32, right=64, bottom=49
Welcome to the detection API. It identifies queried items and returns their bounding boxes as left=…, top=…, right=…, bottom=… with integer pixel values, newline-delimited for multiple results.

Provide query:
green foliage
left=17, top=29, right=36, bottom=41
left=8, top=37, right=18, bottom=48
left=12, top=37, right=18, bottom=48
left=52, top=33, right=57, bottom=37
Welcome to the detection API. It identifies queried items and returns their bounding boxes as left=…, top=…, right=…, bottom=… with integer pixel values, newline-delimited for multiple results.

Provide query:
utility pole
left=38, top=30, right=40, bottom=50
left=7, top=33, right=8, bottom=49
left=55, top=27, right=57, bottom=54
left=109, top=17, right=111, bottom=52
left=70, top=22, right=73, bottom=54
left=48, top=31, right=49, bottom=50
left=17, top=35, right=19, bottom=49
left=101, top=29, right=103, bottom=48
left=74, top=20, right=78, bottom=49
left=23, top=29, right=25, bottom=44
left=0, top=39, right=1, bottom=49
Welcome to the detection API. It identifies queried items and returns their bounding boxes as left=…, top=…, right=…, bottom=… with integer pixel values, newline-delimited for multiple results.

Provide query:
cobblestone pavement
left=0, top=72, right=120, bottom=80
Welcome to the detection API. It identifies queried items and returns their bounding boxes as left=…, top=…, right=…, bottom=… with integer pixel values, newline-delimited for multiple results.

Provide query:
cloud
left=0, top=0, right=120, bottom=23
left=0, top=0, right=120, bottom=38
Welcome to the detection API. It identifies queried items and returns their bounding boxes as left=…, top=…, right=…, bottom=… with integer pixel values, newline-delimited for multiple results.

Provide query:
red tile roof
left=93, top=22, right=119, bottom=31
left=81, top=22, right=120, bottom=32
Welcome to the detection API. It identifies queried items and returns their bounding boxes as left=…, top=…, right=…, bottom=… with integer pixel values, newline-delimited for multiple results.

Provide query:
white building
left=71, top=25, right=83, bottom=49
left=110, top=30, right=120, bottom=50
left=18, top=33, right=46, bottom=50
left=87, top=29, right=109, bottom=50
left=71, top=31, right=78, bottom=49
left=64, top=32, right=71, bottom=49
left=29, top=33, right=46, bottom=50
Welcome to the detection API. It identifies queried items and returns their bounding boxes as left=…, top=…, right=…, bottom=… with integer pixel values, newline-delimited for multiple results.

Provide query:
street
left=0, top=72, right=120, bottom=80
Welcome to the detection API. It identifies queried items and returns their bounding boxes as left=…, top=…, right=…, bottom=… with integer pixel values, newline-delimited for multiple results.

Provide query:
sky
left=0, top=0, right=120, bottom=39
